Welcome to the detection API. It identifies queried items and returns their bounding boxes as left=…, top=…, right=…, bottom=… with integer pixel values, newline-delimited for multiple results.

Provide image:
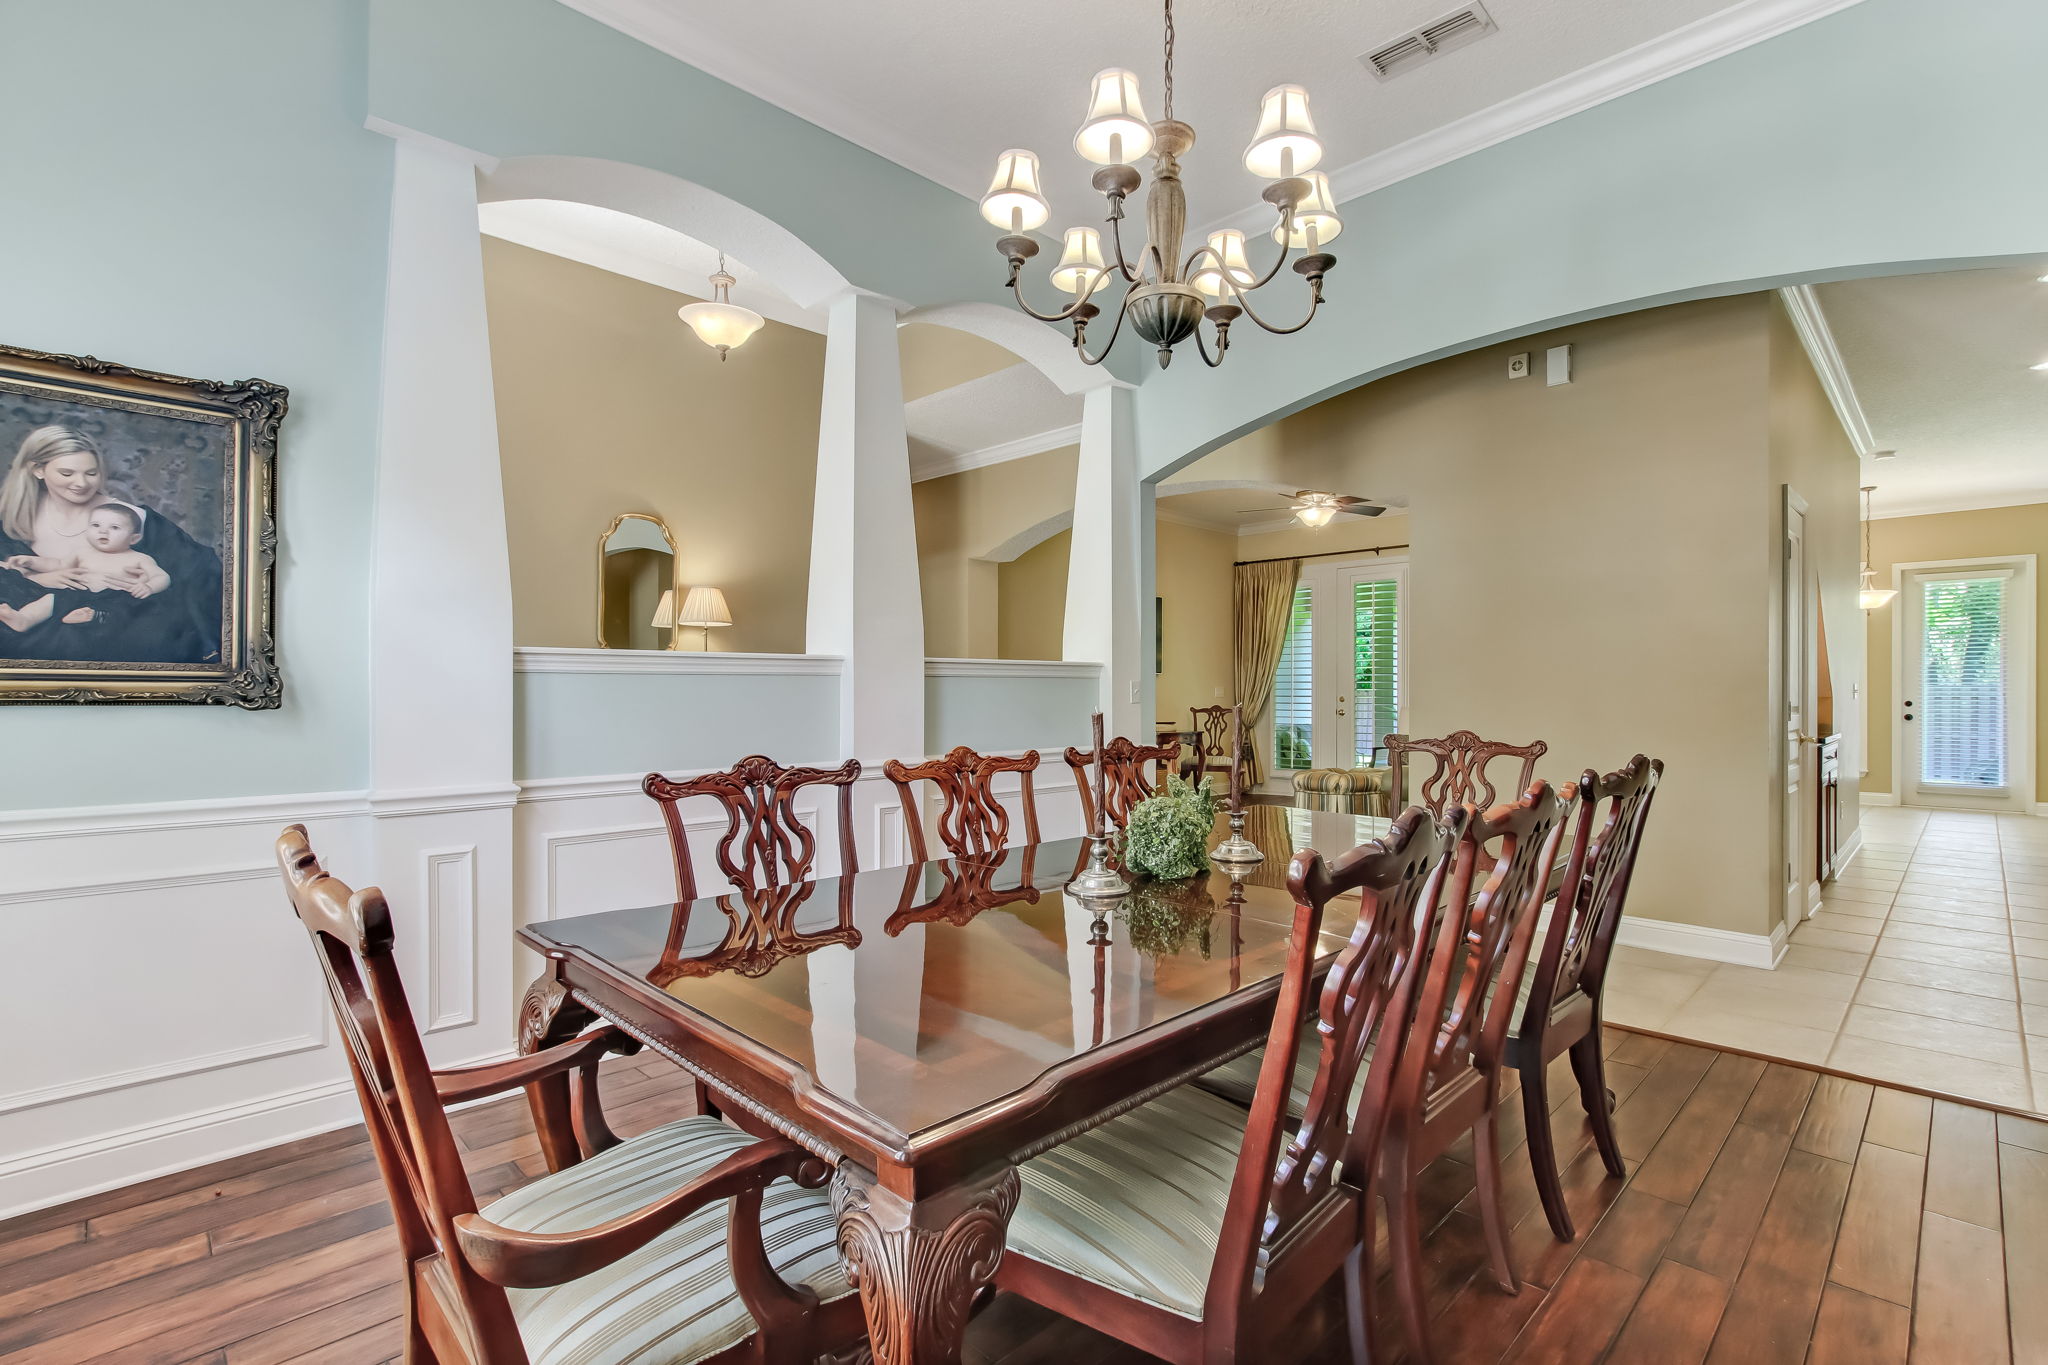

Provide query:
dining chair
left=1064, top=733, right=1179, bottom=829
left=274, top=825, right=864, bottom=1365
left=649, top=874, right=863, bottom=987
left=1505, top=754, right=1662, bottom=1241
left=1384, top=729, right=1548, bottom=819
left=1179, top=704, right=1240, bottom=781
left=643, top=754, right=861, bottom=901
left=886, top=844, right=1043, bottom=932
left=882, top=744, right=1040, bottom=861
left=994, top=807, right=1465, bottom=1365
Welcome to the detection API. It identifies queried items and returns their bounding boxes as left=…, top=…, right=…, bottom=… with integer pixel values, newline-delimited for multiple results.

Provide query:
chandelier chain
left=1162, top=0, right=1175, bottom=122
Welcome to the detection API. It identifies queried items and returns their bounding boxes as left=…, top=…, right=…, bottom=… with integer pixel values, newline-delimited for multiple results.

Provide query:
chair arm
left=452, top=1137, right=815, bottom=1288
left=433, top=1027, right=636, bottom=1105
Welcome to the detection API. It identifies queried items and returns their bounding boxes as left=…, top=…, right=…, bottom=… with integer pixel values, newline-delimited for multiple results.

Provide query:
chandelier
left=978, top=0, right=1340, bottom=369
left=678, top=253, right=764, bottom=361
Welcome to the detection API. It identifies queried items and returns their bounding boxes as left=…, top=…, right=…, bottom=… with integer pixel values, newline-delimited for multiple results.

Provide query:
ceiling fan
left=1236, top=489, right=1384, bottom=528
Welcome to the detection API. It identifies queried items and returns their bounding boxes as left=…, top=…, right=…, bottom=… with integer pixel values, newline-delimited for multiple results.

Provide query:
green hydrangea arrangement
left=1121, top=877, right=1217, bottom=958
left=1121, top=774, right=1220, bottom=881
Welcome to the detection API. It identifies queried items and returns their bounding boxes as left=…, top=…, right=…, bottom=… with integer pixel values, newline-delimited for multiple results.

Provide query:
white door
left=1782, top=488, right=1816, bottom=931
left=1268, top=558, right=1407, bottom=774
left=1899, top=558, right=2036, bottom=812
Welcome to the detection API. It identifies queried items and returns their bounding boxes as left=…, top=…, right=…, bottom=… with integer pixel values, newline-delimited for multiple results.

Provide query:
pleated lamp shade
left=677, top=586, right=732, bottom=629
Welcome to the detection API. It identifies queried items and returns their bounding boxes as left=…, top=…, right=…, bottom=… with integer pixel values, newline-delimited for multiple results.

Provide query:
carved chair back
left=275, top=824, right=526, bottom=1353
left=1205, top=807, right=1466, bottom=1333
left=1384, top=730, right=1548, bottom=819
left=887, top=845, right=1043, bottom=933
left=1183, top=704, right=1238, bottom=776
left=650, top=874, right=863, bottom=987
left=1063, top=735, right=1179, bottom=830
left=643, top=755, right=861, bottom=902
left=1519, top=756, right=1662, bottom=1033
left=882, top=745, right=1041, bottom=862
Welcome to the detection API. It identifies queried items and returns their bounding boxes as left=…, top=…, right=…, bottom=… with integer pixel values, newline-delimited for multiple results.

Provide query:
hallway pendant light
left=979, top=0, right=1340, bottom=370
left=678, top=254, right=764, bottom=360
left=1858, top=485, right=1897, bottom=610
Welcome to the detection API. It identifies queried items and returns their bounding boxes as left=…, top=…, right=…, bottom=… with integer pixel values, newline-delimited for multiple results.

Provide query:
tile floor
left=1604, top=805, right=2048, bottom=1114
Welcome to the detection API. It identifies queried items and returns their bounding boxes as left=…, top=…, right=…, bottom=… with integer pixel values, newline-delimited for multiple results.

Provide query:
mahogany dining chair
left=1179, top=704, right=1241, bottom=782
left=1064, top=733, right=1179, bottom=829
left=1384, top=729, right=1548, bottom=819
left=642, top=754, right=861, bottom=901
left=882, top=744, right=1040, bottom=861
left=274, top=825, right=865, bottom=1365
left=1505, top=754, right=1663, bottom=1241
left=993, top=808, right=1466, bottom=1365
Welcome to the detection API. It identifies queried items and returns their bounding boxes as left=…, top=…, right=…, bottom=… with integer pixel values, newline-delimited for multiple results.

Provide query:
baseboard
left=2035, top=802, right=2048, bottom=818
left=1858, top=792, right=1899, bottom=807
left=1614, top=914, right=1782, bottom=969
left=1833, top=825, right=1864, bottom=870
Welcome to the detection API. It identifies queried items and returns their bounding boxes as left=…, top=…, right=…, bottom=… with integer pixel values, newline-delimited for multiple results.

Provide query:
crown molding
left=923, top=658, right=1101, bottom=680
left=1208, top=0, right=1870, bottom=237
left=1778, top=284, right=1879, bottom=457
left=1870, top=491, right=2048, bottom=521
left=911, top=424, right=1083, bottom=483
left=513, top=647, right=843, bottom=675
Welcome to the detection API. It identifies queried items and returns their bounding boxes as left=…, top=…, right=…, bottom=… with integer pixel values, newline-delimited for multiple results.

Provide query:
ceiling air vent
left=1361, top=3, right=1497, bottom=81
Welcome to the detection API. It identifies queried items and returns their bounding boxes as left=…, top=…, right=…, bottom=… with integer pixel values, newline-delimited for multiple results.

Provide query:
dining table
left=512, top=804, right=1389, bottom=1365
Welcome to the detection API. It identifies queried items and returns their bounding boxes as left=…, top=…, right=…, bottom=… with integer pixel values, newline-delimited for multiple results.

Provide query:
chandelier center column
left=1143, top=121, right=1195, bottom=282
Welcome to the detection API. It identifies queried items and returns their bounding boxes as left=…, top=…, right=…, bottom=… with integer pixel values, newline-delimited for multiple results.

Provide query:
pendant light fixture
left=678, top=253, right=764, bottom=361
left=1858, top=485, right=1897, bottom=610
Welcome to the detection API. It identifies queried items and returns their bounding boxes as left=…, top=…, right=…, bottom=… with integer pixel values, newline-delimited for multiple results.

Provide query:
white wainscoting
left=0, top=786, right=519, bottom=1221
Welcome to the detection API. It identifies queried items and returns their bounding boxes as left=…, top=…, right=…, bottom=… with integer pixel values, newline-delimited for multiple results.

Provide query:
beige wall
left=1188, top=294, right=1828, bottom=938
left=1153, top=518, right=1237, bottom=723
left=913, top=445, right=1078, bottom=658
left=898, top=323, right=1024, bottom=402
left=1862, top=502, right=2048, bottom=799
left=998, top=529, right=1069, bottom=661
left=484, top=237, right=823, bottom=652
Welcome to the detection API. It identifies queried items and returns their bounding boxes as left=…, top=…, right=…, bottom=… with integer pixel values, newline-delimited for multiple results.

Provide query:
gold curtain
left=1232, top=558, right=1300, bottom=787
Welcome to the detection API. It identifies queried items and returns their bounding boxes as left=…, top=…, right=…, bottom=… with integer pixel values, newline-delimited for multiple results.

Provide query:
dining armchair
left=643, top=754, right=861, bottom=901
left=882, top=744, right=1040, bottom=861
left=1179, top=704, right=1241, bottom=781
left=1506, top=755, right=1662, bottom=1241
left=273, top=825, right=864, bottom=1365
left=1384, top=729, right=1547, bottom=818
left=1064, top=733, right=1179, bottom=829
left=994, top=808, right=1465, bottom=1365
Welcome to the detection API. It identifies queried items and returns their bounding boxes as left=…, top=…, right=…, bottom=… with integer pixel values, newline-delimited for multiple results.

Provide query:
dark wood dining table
left=513, top=805, right=1389, bottom=1365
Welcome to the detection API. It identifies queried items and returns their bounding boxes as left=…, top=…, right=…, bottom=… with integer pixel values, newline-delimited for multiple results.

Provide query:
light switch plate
left=1546, top=344, right=1573, bottom=386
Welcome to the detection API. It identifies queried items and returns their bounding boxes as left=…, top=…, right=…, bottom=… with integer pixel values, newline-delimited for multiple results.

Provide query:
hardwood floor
left=0, top=1030, right=2040, bottom=1364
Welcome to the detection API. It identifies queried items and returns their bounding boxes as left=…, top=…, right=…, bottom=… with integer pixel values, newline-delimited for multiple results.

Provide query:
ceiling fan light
left=1050, top=226, right=1108, bottom=295
left=1243, top=84, right=1323, bottom=179
left=980, top=149, right=1051, bottom=231
left=1074, top=69, right=1154, bottom=165
left=1273, top=172, right=1342, bottom=249
left=1294, top=501, right=1338, bottom=529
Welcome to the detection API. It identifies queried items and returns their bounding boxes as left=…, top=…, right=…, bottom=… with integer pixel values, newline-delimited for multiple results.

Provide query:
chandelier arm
left=1179, top=211, right=1298, bottom=293
left=1224, top=280, right=1324, bottom=336
left=1105, top=209, right=1144, bottom=282
left=1075, top=286, right=1138, bottom=367
left=1193, top=322, right=1227, bottom=368
left=1005, top=274, right=1103, bottom=325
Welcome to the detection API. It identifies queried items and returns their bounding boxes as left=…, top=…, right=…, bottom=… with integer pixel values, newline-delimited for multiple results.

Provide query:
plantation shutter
left=1272, top=584, right=1314, bottom=770
left=1353, top=578, right=1400, bottom=766
left=1920, top=571, right=2009, bottom=790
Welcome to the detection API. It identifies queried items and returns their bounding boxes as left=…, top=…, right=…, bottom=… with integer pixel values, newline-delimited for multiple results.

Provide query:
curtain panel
left=1232, top=558, right=1300, bottom=787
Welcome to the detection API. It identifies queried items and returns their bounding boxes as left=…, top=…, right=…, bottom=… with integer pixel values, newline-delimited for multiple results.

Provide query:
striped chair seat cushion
left=1006, top=1084, right=1254, bottom=1320
left=482, top=1116, right=853, bottom=1365
left=1289, top=767, right=1394, bottom=795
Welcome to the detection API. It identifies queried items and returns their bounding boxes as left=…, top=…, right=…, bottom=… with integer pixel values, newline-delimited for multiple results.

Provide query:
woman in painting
left=0, top=426, right=222, bottom=663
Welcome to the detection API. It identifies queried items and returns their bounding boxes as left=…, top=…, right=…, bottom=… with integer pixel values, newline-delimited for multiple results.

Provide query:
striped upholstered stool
left=1290, top=765, right=1394, bottom=814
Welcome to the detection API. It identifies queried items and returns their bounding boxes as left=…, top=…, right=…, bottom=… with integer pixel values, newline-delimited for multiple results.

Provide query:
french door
left=1898, top=557, right=2036, bottom=812
left=1270, top=558, right=1408, bottom=774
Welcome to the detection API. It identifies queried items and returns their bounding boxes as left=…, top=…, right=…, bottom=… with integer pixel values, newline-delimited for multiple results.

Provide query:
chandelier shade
left=677, top=257, right=764, bottom=360
left=1243, top=84, right=1323, bottom=179
left=1075, top=68, right=1155, bottom=166
left=1051, top=227, right=1109, bottom=295
left=979, top=149, right=1051, bottom=232
left=1191, top=229, right=1258, bottom=298
left=1273, top=172, right=1342, bottom=248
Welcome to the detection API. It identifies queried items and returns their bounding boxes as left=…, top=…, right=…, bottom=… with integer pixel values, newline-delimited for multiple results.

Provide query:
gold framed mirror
left=596, top=513, right=680, bottom=649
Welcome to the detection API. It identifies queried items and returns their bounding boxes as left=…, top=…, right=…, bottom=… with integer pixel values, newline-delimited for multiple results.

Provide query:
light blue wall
left=516, top=670, right=839, bottom=780
left=924, top=675, right=1099, bottom=758
left=1131, top=0, right=2048, bottom=477
left=0, top=0, right=390, bottom=809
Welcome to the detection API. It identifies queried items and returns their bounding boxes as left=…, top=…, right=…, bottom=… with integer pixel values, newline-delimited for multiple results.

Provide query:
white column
left=1064, top=384, right=1147, bottom=737
left=369, top=130, right=519, bottom=1063
left=808, top=290, right=925, bottom=766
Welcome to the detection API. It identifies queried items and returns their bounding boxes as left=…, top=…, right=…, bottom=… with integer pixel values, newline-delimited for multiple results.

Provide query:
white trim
left=1614, top=914, right=1784, bottom=968
left=513, top=647, right=843, bottom=675
left=2035, top=803, right=2048, bottom=818
left=1858, top=791, right=1899, bottom=807
left=923, top=658, right=1102, bottom=680
left=362, top=116, right=499, bottom=171
left=0, top=788, right=368, bottom=843
left=1890, top=554, right=2038, bottom=814
left=0, top=1029, right=329, bottom=1119
left=1872, top=492, right=2048, bottom=521
left=368, top=784, right=523, bottom=816
left=1833, top=825, right=1864, bottom=871
left=0, top=862, right=274, bottom=908
left=911, top=424, right=1082, bottom=483
left=1777, top=285, right=1878, bottom=457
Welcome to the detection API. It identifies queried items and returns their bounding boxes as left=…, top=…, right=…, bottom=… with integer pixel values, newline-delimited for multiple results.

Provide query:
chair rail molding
left=923, top=658, right=1103, bottom=680
left=514, top=647, right=844, bottom=675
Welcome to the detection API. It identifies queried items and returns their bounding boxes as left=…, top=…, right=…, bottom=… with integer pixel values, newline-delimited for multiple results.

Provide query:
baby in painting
left=0, top=502, right=170, bottom=633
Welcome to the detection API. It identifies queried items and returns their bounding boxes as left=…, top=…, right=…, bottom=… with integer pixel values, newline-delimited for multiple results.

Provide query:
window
left=1353, top=577, right=1399, bottom=766
left=1920, top=573, right=2008, bottom=789
left=1272, top=584, right=1313, bottom=770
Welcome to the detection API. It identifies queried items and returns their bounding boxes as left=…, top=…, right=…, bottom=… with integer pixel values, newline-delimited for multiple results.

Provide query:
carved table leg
left=832, top=1163, right=1020, bottom=1365
left=517, top=964, right=596, bottom=1173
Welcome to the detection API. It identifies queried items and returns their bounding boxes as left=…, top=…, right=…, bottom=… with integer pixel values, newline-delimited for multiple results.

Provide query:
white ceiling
left=1817, top=265, right=2048, bottom=519
left=558, top=0, right=1859, bottom=233
left=904, top=363, right=1082, bottom=481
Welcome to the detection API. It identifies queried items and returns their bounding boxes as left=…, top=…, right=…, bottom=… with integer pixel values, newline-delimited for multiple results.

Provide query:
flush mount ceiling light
left=1858, top=485, right=1897, bottom=610
left=677, top=253, right=764, bottom=361
left=979, top=0, right=1339, bottom=369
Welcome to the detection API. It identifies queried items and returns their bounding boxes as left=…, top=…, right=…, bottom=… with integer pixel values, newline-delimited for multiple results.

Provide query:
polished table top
left=521, top=805, right=1395, bottom=1144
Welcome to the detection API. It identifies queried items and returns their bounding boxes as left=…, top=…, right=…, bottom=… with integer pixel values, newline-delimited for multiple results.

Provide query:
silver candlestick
left=1211, top=702, right=1263, bottom=865
left=1069, top=830, right=1132, bottom=899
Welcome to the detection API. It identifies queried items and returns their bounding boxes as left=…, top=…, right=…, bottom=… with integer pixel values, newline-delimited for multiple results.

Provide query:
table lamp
left=677, top=585, right=732, bottom=651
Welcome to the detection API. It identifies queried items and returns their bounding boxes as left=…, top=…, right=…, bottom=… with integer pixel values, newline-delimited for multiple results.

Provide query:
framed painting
left=0, top=343, right=283, bottom=706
